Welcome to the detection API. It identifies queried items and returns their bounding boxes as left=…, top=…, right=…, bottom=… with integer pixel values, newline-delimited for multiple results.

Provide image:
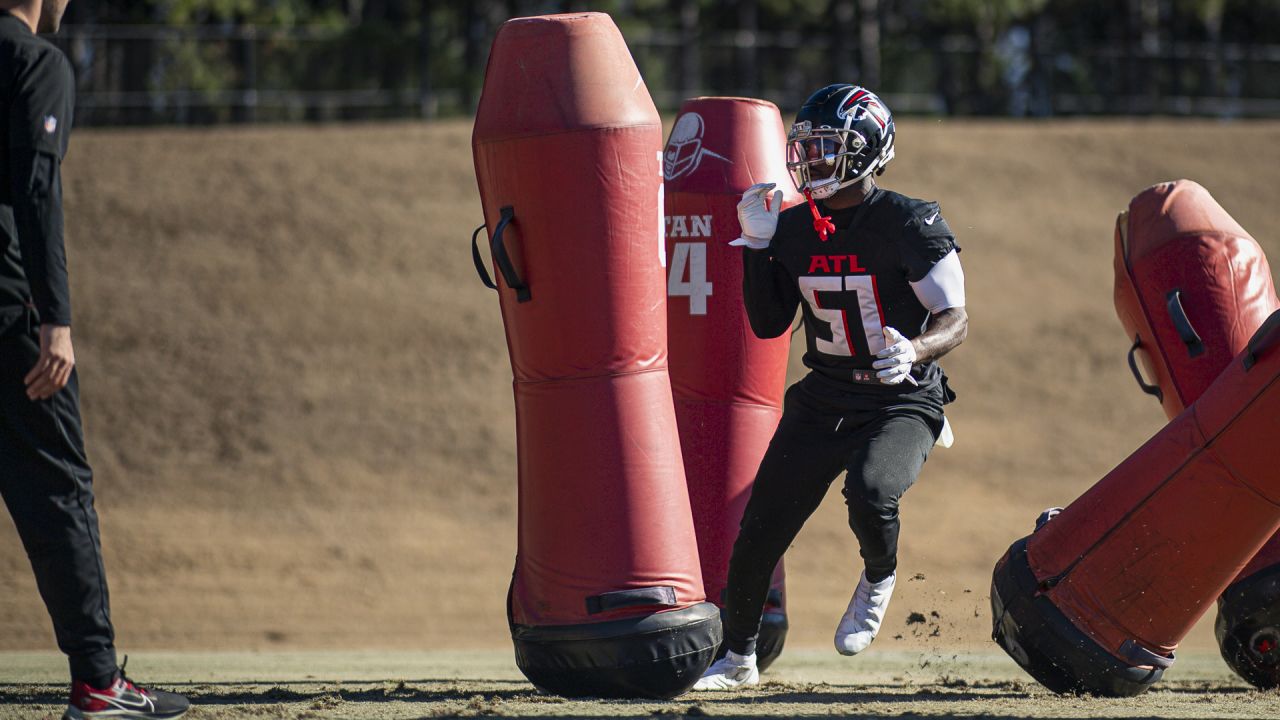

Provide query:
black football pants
left=722, top=372, right=944, bottom=656
left=0, top=314, right=116, bottom=682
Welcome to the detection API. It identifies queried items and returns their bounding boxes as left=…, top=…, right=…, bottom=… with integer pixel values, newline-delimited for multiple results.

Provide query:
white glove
left=730, top=182, right=783, bottom=250
left=873, top=326, right=918, bottom=385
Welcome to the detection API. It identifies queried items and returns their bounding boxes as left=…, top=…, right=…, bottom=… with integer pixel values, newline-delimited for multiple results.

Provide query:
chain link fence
left=54, top=22, right=1280, bottom=126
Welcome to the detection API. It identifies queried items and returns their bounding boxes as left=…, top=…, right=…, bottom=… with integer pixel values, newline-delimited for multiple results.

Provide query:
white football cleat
left=834, top=570, right=897, bottom=656
left=691, top=650, right=760, bottom=691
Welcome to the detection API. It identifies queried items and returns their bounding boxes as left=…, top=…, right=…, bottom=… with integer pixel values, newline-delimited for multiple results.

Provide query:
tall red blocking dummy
left=662, top=98, right=797, bottom=671
left=1111, top=180, right=1280, bottom=688
left=1113, top=180, right=1279, bottom=417
left=471, top=13, right=719, bottom=698
left=991, top=310, right=1280, bottom=696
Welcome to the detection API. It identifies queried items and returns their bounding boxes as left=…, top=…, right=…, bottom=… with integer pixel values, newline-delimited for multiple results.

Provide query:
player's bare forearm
left=910, top=307, right=967, bottom=363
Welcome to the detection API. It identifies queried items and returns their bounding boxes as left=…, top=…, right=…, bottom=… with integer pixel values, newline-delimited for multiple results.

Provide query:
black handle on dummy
left=1165, top=290, right=1204, bottom=358
left=585, top=586, right=677, bottom=615
left=1119, top=639, right=1176, bottom=669
left=471, top=206, right=531, bottom=303
left=1127, top=337, right=1164, bottom=401
left=1244, top=309, right=1280, bottom=371
left=491, top=206, right=530, bottom=303
left=471, top=223, right=497, bottom=290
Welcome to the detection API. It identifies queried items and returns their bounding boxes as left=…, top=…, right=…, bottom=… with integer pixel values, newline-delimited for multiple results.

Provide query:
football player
left=694, top=84, right=967, bottom=690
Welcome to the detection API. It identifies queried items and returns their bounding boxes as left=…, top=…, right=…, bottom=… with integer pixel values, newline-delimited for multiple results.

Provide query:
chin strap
left=804, top=189, right=836, bottom=241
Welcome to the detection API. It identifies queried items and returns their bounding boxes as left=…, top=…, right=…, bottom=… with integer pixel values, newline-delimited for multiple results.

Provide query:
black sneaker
left=63, top=661, right=189, bottom=719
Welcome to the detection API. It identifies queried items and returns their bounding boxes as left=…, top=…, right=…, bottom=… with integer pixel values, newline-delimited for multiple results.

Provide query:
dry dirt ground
left=0, top=119, right=1278, bottom=715
left=2, top=650, right=1277, bottom=719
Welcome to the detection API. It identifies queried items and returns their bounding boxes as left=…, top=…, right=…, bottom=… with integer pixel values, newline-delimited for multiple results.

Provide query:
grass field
left=3, top=649, right=1277, bottom=719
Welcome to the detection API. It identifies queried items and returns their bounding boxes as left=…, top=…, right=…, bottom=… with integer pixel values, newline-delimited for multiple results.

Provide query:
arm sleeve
left=742, top=247, right=800, bottom=339
left=909, top=249, right=965, bottom=313
left=899, top=201, right=960, bottom=283
left=8, top=50, right=74, bottom=326
left=9, top=148, right=70, bottom=325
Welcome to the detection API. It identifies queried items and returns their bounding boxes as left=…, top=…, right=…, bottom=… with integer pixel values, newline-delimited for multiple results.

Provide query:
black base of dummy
left=756, top=611, right=788, bottom=672
left=1216, top=563, right=1280, bottom=689
left=990, top=538, right=1166, bottom=697
left=512, top=602, right=721, bottom=699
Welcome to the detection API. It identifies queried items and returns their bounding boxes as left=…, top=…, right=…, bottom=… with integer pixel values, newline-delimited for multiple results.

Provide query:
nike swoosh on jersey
left=923, top=213, right=940, bottom=225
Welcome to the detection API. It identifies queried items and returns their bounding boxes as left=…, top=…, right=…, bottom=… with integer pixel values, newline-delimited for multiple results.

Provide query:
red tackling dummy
left=1112, top=180, right=1280, bottom=689
left=662, top=97, right=798, bottom=671
left=471, top=12, right=718, bottom=699
left=993, top=310, right=1280, bottom=696
left=1114, top=179, right=1279, bottom=417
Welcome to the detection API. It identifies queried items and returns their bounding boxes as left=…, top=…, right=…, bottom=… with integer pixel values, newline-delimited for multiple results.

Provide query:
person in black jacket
left=694, top=85, right=968, bottom=690
left=0, top=2, right=188, bottom=717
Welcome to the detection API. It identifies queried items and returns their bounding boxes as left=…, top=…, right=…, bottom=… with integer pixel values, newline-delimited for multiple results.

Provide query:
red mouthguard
left=805, top=189, right=836, bottom=241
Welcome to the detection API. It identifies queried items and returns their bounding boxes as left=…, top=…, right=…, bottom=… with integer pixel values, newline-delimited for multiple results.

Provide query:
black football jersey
left=0, top=12, right=75, bottom=329
left=742, top=187, right=959, bottom=393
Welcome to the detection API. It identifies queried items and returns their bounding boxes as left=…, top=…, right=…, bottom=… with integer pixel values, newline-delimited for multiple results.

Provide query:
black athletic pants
left=0, top=312, right=117, bottom=682
left=722, top=371, right=944, bottom=656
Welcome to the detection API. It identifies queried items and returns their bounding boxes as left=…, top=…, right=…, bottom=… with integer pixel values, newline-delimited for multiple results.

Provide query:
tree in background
left=50, top=0, right=1280, bottom=125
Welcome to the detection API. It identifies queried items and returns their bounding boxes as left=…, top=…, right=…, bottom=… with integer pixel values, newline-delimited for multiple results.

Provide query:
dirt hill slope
left=1, top=119, right=1277, bottom=657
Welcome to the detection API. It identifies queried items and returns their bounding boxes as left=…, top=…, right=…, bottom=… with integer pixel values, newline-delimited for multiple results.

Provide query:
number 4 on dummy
left=669, top=242, right=713, bottom=315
